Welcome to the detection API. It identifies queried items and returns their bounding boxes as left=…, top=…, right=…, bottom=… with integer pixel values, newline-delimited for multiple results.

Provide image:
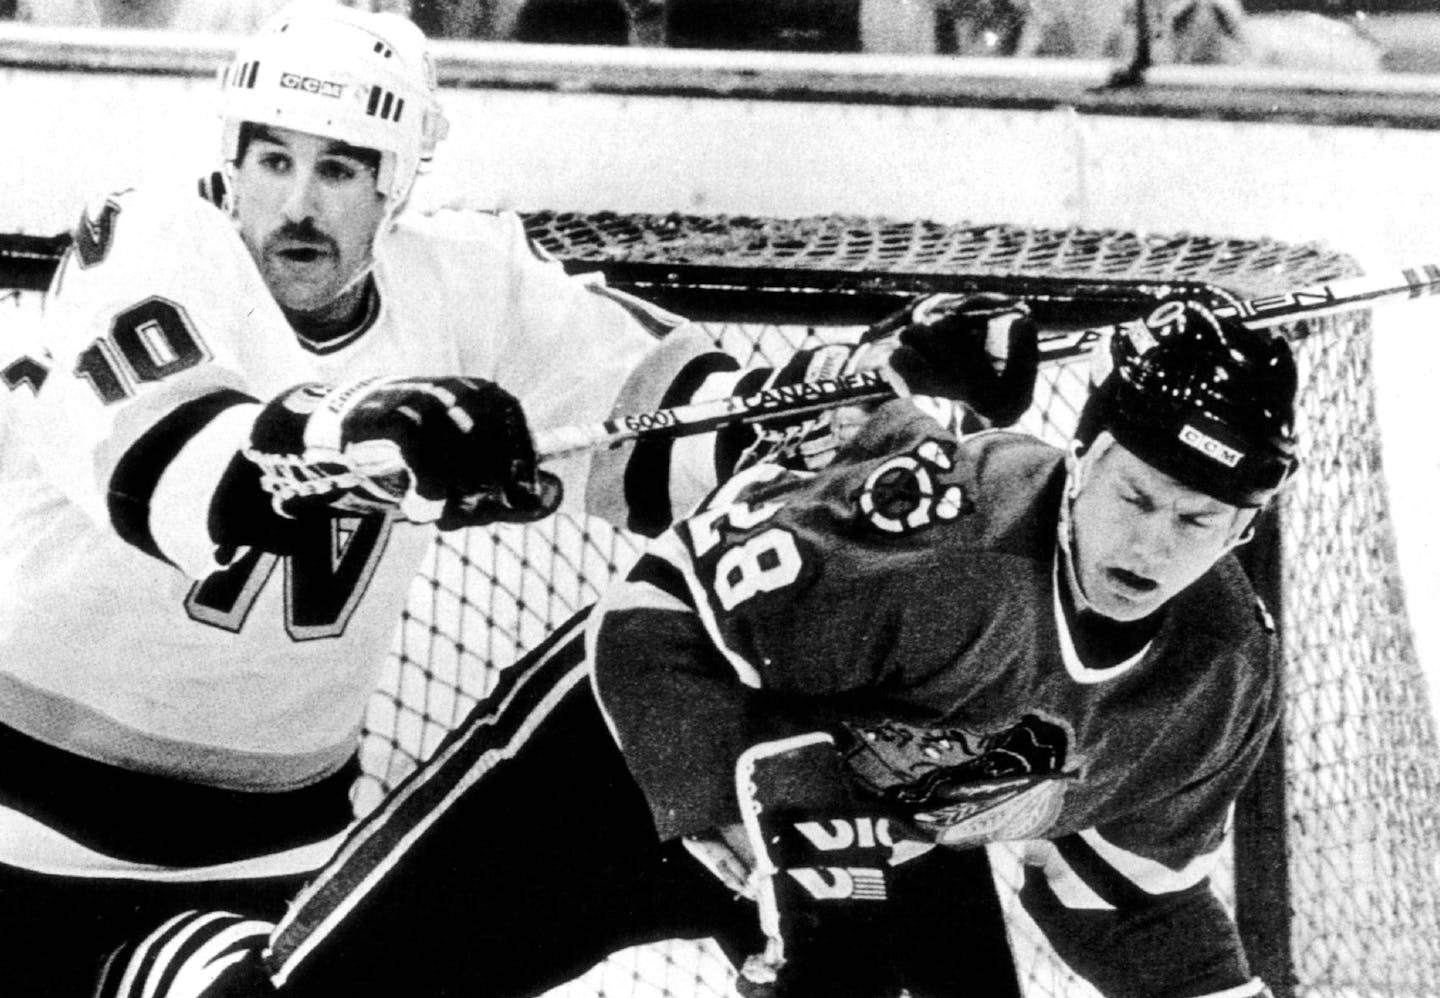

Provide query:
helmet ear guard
left=216, top=2, right=449, bottom=222
left=1074, top=299, right=1299, bottom=508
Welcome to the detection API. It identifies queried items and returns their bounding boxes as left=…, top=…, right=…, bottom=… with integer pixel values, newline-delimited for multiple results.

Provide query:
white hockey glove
left=246, top=376, right=562, bottom=529
left=94, top=910, right=277, bottom=998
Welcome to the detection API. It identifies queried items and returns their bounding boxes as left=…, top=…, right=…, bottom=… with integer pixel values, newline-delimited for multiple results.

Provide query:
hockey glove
left=734, top=732, right=920, bottom=998
left=735, top=294, right=1038, bottom=472
left=879, top=292, right=1039, bottom=427
left=94, top=910, right=277, bottom=998
left=245, top=376, right=562, bottom=529
left=840, top=716, right=1077, bottom=849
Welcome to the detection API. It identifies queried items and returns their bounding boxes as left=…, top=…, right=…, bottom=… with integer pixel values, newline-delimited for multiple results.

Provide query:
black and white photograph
left=0, top=1, right=1437, bottom=995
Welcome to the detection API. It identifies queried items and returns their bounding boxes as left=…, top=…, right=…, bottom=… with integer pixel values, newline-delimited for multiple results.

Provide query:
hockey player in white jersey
left=0, top=9, right=638, bottom=993
left=0, top=5, right=1043, bottom=994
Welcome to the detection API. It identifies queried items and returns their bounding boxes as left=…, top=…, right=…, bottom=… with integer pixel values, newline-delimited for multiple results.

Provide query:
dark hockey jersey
left=591, top=396, right=1280, bottom=997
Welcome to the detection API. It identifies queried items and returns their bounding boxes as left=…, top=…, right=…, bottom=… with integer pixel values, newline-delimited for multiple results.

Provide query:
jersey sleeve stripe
left=1193, top=981, right=1269, bottom=998
left=582, top=281, right=687, bottom=339
left=713, top=366, right=773, bottom=472
left=151, top=402, right=262, bottom=578
left=625, top=552, right=696, bottom=610
left=595, top=581, right=693, bottom=618
left=1053, top=832, right=1171, bottom=909
left=1018, top=852, right=1263, bottom=997
left=0, top=702, right=355, bottom=869
left=1013, top=839, right=1113, bottom=910
left=648, top=529, right=764, bottom=689
left=1077, top=827, right=1222, bottom=896
left=107, top=388, right=258, bottom=565
left=623, top=351, right=740, bottom=536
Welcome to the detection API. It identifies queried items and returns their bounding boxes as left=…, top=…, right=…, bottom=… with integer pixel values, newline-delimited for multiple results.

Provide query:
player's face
left=1069, top=438, right=1252, bottom=621
left=232, top=124, right=387, bottom=316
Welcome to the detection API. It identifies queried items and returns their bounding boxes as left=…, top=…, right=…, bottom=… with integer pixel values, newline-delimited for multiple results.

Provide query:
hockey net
left=4, top=214, right=1439, bottom=997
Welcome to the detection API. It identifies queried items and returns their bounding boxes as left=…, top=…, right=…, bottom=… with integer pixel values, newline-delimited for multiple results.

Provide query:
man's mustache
left=268, top=220, right=335, bottom=251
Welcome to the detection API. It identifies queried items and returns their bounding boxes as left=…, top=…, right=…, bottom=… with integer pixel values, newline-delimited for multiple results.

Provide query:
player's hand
left=876, top=292, right=1039, bottom=427
left=94, top=910, right=277, bottom=998
left=733, top=733, right=911, bottom=998
left=730, top=293, right=1036, bottom=474
left=247, top=376, right=562, bottom=528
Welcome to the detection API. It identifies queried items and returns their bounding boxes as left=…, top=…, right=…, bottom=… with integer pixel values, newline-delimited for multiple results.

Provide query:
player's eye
left=256, top=151, right=291, bottom=174
left=316, top=159, right=361, bottom=183
left=1181, top=510, right=1226, bottom=531
left=1120, top=489, right=1152, bottom=511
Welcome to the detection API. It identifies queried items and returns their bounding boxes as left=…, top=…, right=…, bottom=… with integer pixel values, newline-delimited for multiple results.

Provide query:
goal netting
left=4, top=213, right=1438, bottom=998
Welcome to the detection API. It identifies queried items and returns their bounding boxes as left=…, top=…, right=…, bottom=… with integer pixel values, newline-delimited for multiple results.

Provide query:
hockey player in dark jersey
left=95, top=298, right=1291, bottom=998
left=577, top=297, right=1295, bottom=997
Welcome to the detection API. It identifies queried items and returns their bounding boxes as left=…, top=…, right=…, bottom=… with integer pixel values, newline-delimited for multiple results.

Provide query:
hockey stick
left=534, top=263, right=1440, bottom=460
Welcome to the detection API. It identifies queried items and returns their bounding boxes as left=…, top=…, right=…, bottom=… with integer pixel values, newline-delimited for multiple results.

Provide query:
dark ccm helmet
left=1074, top=300, right=1299, bottom=508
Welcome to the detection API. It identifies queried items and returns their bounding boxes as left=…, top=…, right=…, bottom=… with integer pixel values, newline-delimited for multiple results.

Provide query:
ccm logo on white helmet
left=1179, top=424, right=1243, bottom=468
left=279, top=73, right=344, bottom=98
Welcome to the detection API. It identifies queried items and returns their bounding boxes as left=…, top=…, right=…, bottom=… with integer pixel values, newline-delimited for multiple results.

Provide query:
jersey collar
left=289, top=274, right=382, bottom=355
left=1051, top=553, right=1152, bottom=684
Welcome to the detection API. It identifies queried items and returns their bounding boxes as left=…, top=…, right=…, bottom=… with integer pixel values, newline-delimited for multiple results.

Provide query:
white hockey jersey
left=0, top=187, right=669, bottom=815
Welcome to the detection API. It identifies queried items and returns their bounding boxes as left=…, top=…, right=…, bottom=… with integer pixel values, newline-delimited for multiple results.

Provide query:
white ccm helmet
left=218, top=1, right=449, bottom=225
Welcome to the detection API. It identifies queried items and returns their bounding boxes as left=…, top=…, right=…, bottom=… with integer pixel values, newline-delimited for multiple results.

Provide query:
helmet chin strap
left=295, top=184, right=408, bottom=322
left=323, top=248, right=380, bottom=313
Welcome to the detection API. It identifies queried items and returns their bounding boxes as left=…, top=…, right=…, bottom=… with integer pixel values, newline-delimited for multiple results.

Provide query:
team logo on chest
left=856, top=439, right=968, bottom=534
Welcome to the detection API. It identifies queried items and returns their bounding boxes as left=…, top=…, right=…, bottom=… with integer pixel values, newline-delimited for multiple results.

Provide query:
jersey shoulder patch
left=72, top=191, right=132, bottom=268
left=57, top=187, right=241, bottom=295
left=856, top=437, right=970, bottom=535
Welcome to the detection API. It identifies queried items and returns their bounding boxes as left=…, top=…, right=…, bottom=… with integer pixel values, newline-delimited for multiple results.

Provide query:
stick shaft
left=538, top=370, right=894, bottom=459
left=536, top=264, right=1440, bottom=460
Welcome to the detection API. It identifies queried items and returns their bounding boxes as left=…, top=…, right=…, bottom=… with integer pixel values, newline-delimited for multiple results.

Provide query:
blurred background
left=8, top=0, right=1440, bottom=74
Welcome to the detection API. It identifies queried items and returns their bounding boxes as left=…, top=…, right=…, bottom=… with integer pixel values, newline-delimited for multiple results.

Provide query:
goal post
left=3, top=213, right=1438, bottom=997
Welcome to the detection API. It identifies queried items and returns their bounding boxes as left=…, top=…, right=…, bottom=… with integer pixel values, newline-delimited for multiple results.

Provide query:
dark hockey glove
left=245, top=376, right=562, bottom=529
left=734, top=294, right=1037, bottom=473
left=734, top=732, right=923, bottom=998
left=94, top=910, right=277, bottom=998
left=840, top=716, right=1078, bottom=849
left=880, top=292, right=1039, bottom=427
